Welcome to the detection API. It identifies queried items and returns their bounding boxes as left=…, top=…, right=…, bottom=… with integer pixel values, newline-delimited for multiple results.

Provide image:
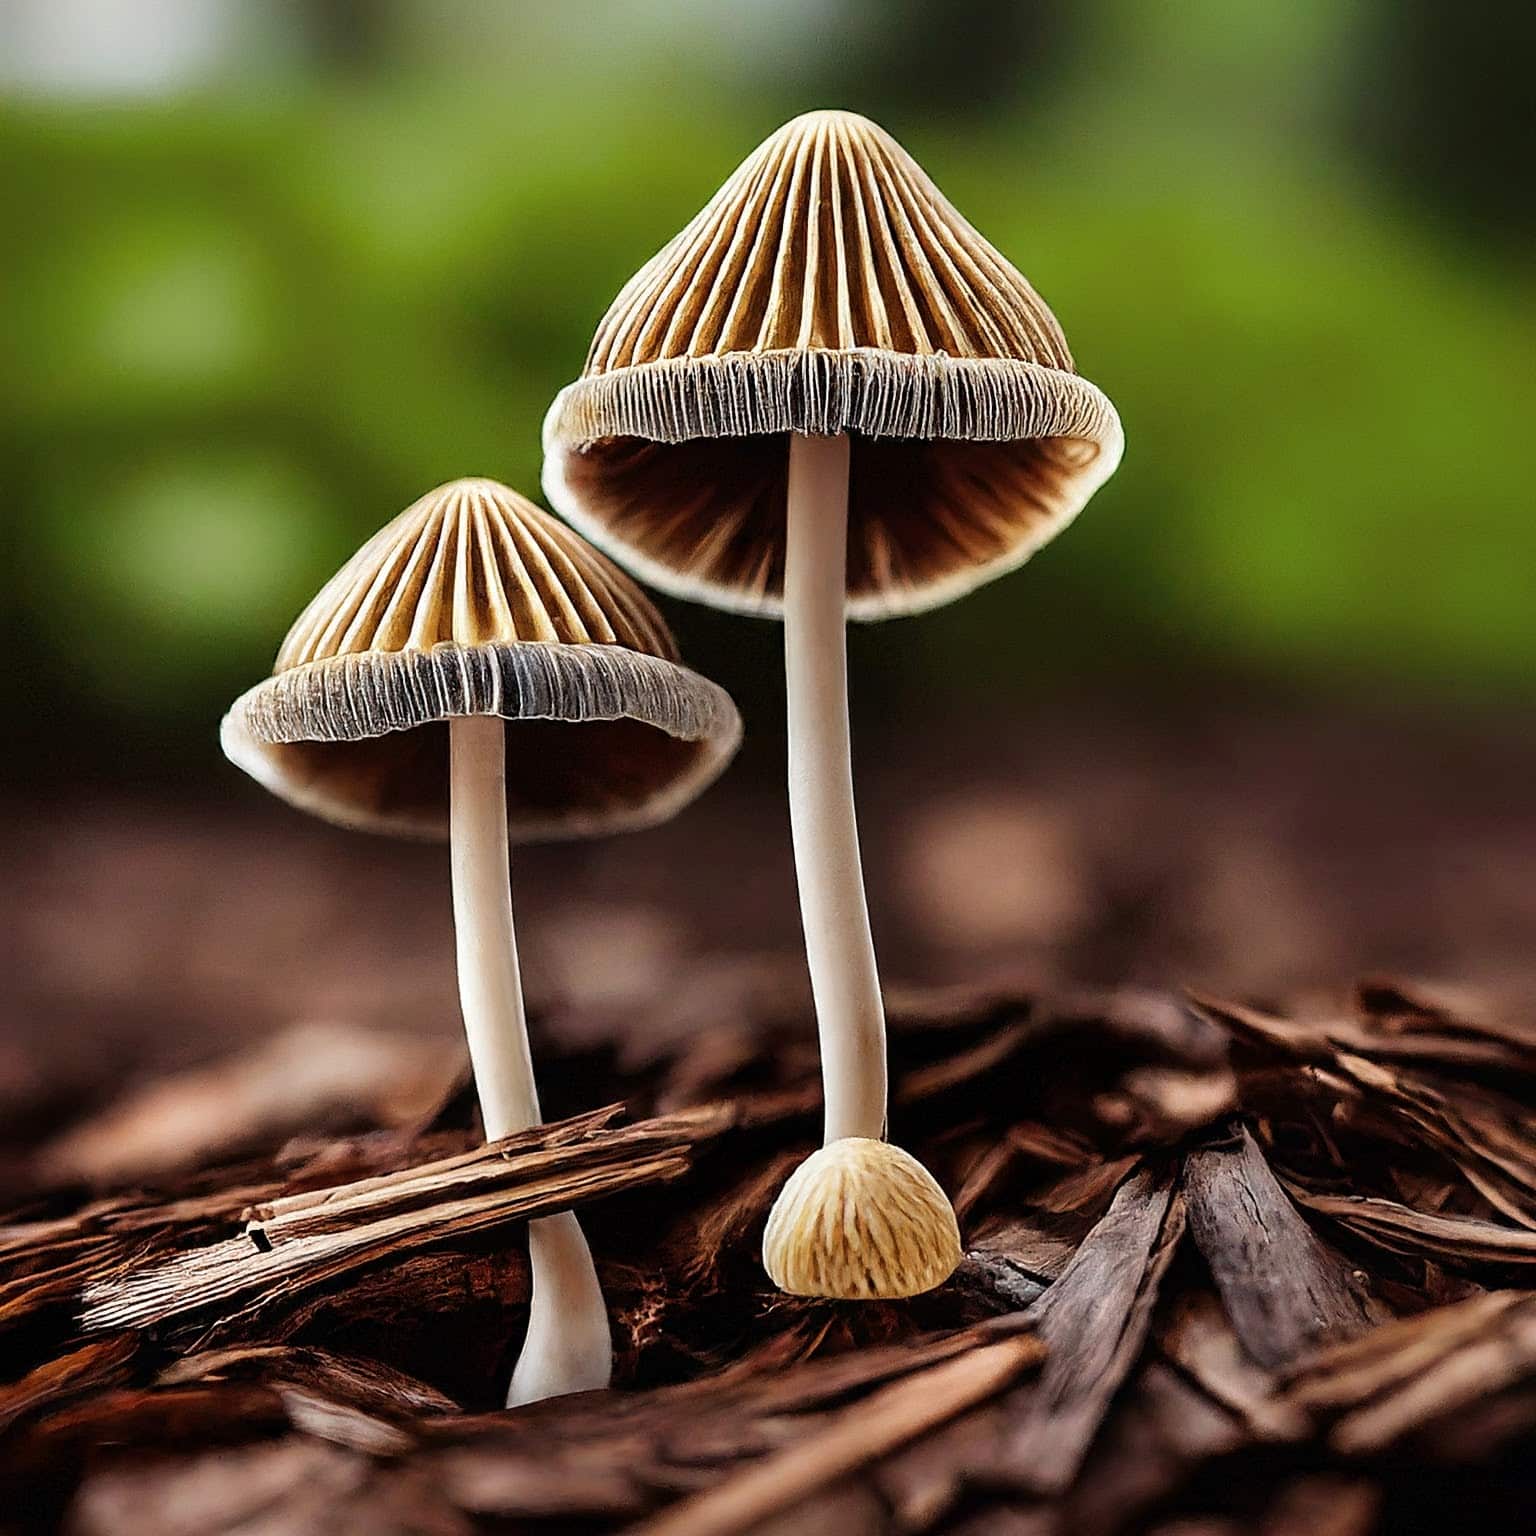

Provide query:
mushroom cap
left=543, top=109, right=1123, bottom=620
left=761, top=1137, right=963, bottom=1299
left=222, top=478, right=741, bottom=840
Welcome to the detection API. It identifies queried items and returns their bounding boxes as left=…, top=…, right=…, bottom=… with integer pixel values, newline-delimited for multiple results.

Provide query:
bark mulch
left=4, top=974, right=1535, bottom=1534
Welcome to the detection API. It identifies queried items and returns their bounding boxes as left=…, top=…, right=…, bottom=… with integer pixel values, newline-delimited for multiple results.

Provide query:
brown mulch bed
left=9, top=703, right=1536, bottom=1532
left=4, top=973, right=1536, bottom=1535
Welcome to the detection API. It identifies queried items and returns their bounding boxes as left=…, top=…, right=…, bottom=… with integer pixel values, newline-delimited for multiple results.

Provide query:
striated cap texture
left=544, top=109, right=1123, bottom=619
left=274, top=476, right=677, bottom=667
left=762, top=1137, right=963, bottom=1299
left=579, top=107, right=1073, bottom=375
left=222, top=479, right=741, bottom=839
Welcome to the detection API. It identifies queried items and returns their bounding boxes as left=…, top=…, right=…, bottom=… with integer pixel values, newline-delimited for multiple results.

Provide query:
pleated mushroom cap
left=543, top=109, right=1123, bottom=619
left=762, top=1138, right=963, bottom=1299
left=222, top=479, right=741, bottom=838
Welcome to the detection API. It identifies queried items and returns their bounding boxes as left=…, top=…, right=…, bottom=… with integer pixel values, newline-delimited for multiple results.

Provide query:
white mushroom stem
left=449, top=717, right=540, bottom=1137
left=448, top=715, right=612, bottom=1407
left=784, top=431, right=887, bottom=1144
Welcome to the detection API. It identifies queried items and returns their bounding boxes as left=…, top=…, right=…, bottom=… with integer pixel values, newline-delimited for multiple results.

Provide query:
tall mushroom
left=543, top=111, right=1123, bottom=1299
left=222, top=477, right=741, bottom=1400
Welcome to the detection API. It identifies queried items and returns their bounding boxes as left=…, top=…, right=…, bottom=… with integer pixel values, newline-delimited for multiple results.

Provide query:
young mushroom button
left=222, top=478, right=741, bottom=1403
left=543, top=110, right=1124, bottom=1300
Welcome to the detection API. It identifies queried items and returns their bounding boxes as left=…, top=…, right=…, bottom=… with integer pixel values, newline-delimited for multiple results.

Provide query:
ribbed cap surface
left=762, top=1138, right=963, bottom=1299
left=583, top=109, right=1072, bottom=372
left=277, top=478, right=677, bottom=668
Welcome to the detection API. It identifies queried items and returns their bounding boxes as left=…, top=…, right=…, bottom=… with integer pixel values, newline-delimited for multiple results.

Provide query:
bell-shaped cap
left=762, top=1138, right=962, bottom=1298
left=222, top=479, right=741, bottom=839
left=543, top=109, right=1123, bottom=620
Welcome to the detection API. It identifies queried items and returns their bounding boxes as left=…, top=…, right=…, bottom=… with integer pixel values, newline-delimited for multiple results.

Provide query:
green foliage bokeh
left=3, top=4, right=1533, bottom=785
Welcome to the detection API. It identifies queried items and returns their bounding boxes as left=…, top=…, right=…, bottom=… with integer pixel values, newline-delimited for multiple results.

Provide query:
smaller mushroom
left=222, top=478, right=741, bottom=1405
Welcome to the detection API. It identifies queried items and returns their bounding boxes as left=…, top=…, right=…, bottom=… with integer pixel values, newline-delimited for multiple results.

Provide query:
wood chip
left=630, top=1337, right=1042, bottom=1536
left=1185, top=1124, right=1382, bottom=1367
left=992, top=1167, right=1185, bottom=1494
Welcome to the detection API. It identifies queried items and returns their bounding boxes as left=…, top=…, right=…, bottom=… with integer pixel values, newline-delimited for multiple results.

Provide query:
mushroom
left=222, top=477, right=741, bottom=1400
left=543, top=111, right=1123, bottom=1299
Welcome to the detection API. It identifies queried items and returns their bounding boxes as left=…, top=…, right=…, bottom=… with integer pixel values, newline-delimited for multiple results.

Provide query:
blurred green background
left=4, top=0, right=1533, bottom=793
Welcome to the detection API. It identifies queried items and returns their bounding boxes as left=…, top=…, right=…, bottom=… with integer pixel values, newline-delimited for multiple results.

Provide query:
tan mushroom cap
left=543, top=109, right=1123, bottom=620
left=762, top=1138, right=963, bottom=1299
left=222, top=479, right=741, bottom=839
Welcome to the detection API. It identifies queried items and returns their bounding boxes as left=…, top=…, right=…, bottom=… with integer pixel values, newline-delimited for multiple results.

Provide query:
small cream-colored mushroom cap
left=762, top=1137, right=962, bottom=1299
left=221, top=478, right=741, bottom=840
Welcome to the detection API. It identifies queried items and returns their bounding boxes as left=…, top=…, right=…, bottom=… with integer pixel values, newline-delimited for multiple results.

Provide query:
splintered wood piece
left=240, top=1104, right=626, bottom=1225
left=80, top=1109, right=724, bottom=1331
left=0, top=1246, right=131, bottom=1328
left=1331, top=1052, right=1536, bottom=1224
left=1279, top=1290, right=1536, bottom=1455
left=246, top=1108, right=711, bottom=1244
left=896, top=1023, right=1033, bottom=1103
left=1330, top=1304, right=1536, bottom=1455
left=1184, top=1124, right=1381, bottom=1368
left=988, top=1166, right=1185, bottom=1495
left=1286, top=1186, right=1536, bottom=1267
left=630, top=1337, right=1043, bottom=1536
left=1198, top=992, right=1536, bottom=1240
left=1283, top=1292, right=1529, bottom=1412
